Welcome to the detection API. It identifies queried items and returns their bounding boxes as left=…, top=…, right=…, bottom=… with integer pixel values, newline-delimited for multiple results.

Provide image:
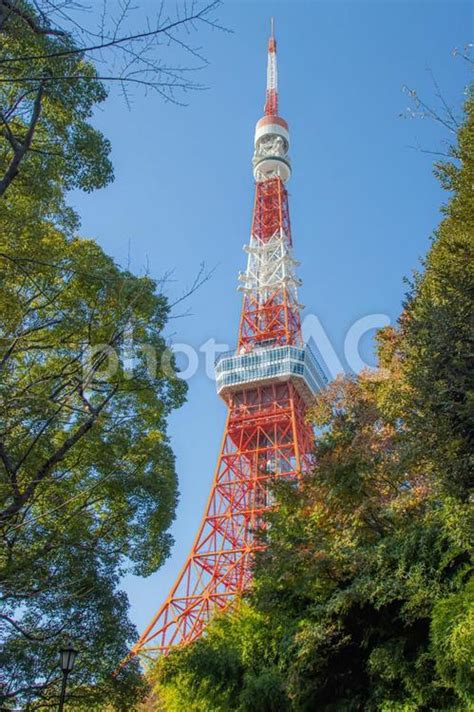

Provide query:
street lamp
left=58, top=641, right=78, bottom=712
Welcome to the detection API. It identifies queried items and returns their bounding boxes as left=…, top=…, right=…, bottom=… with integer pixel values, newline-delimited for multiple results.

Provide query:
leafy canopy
left=0, top=0, right=113, bottom=227
left=0, top=4, right=188, bottom=708
left=0, top=217, right=187, bottom=708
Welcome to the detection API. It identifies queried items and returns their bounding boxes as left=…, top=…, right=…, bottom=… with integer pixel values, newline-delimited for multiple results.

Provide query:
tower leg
left=129, top=384, right=313, bottom=659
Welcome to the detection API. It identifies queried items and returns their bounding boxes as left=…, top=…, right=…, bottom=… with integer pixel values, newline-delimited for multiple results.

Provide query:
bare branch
left=426, top=67, right=459, bottom=129
left=0, top=1, right=223, bottom=65
left=169, top=262, right=217, bottom=309
left=452, top=43, right=474, bottom=65
left=401, top=84, right=458, bottom=135
left=406, top=141, right=453, bottom=158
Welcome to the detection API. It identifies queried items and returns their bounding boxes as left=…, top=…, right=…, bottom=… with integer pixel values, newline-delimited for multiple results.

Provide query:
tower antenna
left=265, top=18, right=278, bottom=115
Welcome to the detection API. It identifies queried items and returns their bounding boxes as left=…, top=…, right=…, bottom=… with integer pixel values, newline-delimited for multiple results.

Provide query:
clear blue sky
left=70, top=1, right=471, bottom=637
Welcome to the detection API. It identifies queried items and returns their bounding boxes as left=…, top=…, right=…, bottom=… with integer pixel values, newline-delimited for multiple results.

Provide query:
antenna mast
left=265, top=17, right=278, bottom=116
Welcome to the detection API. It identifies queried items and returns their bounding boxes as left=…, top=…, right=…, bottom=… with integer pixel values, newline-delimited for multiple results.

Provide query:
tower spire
left=253, top=19, right=290, bottom=184
left=264, top=18, right=278, bottom=116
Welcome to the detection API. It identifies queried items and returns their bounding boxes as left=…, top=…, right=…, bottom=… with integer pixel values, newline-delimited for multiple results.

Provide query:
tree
left=149, top=603, right=286, bottom=712
left=399, top=94, right=474, bottom=500
left=0, top=0, right=223, bottom=212
left=0, top=218, right=187, bottom=707
left=0, top=2, right=222, bottom=707
left=150, top=98, right=473, bottom=711
left=0, top=0, right=113, bottom=221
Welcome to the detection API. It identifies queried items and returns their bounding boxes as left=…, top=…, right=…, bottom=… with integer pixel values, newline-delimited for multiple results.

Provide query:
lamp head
left=60, top=641, right=78, bottom=674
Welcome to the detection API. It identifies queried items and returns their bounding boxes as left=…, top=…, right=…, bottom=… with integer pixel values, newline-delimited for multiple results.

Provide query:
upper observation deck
left=215, top=343, right=327, bottom=404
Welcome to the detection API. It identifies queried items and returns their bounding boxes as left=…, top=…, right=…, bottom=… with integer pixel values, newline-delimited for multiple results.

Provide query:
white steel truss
left=238, top=228, right=301, bottom=306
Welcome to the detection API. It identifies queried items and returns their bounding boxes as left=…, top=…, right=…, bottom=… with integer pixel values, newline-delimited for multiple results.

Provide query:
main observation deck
left=215, top=343, right=327, bottom=404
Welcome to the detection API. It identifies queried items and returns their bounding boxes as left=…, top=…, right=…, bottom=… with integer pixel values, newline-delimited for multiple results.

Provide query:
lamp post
left=58, top=641, right=78, bottom=712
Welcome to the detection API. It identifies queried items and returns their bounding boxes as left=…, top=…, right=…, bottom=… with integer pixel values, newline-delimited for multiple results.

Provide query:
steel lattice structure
left=125, top=24, right=327, bottom=664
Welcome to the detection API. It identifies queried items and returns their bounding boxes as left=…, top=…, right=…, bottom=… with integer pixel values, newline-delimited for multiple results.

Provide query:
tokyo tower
left=129, top=23, right=327, bottom=662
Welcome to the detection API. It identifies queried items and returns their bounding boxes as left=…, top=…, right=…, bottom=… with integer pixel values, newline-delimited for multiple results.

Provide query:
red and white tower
left=128, top=23, right=326, bottom=662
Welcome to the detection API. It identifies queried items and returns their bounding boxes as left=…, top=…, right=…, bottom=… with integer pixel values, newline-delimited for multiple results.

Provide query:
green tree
left=0, top=0, right=113, bottom=226
left=151, top=98, right=473, bottom=711
left=0, top=215, right=187, bottom=707
left=399, top=96, right=474, bottom=500
left=0, top=3, right=221, bottom=706
left=0, top=223, right=185, bottom=703
left=150, top=604, right=286, bottom=712
left=0, top=0, right=222, bottom=226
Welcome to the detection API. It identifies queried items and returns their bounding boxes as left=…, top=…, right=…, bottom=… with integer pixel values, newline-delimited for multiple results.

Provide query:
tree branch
left=0, top=613, right=67, bottom=642
left=0, top=1, right=222, bottom=65
left=0, top=80, right=44, bottom=197
left=0, top=385, right=117, bottom=523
